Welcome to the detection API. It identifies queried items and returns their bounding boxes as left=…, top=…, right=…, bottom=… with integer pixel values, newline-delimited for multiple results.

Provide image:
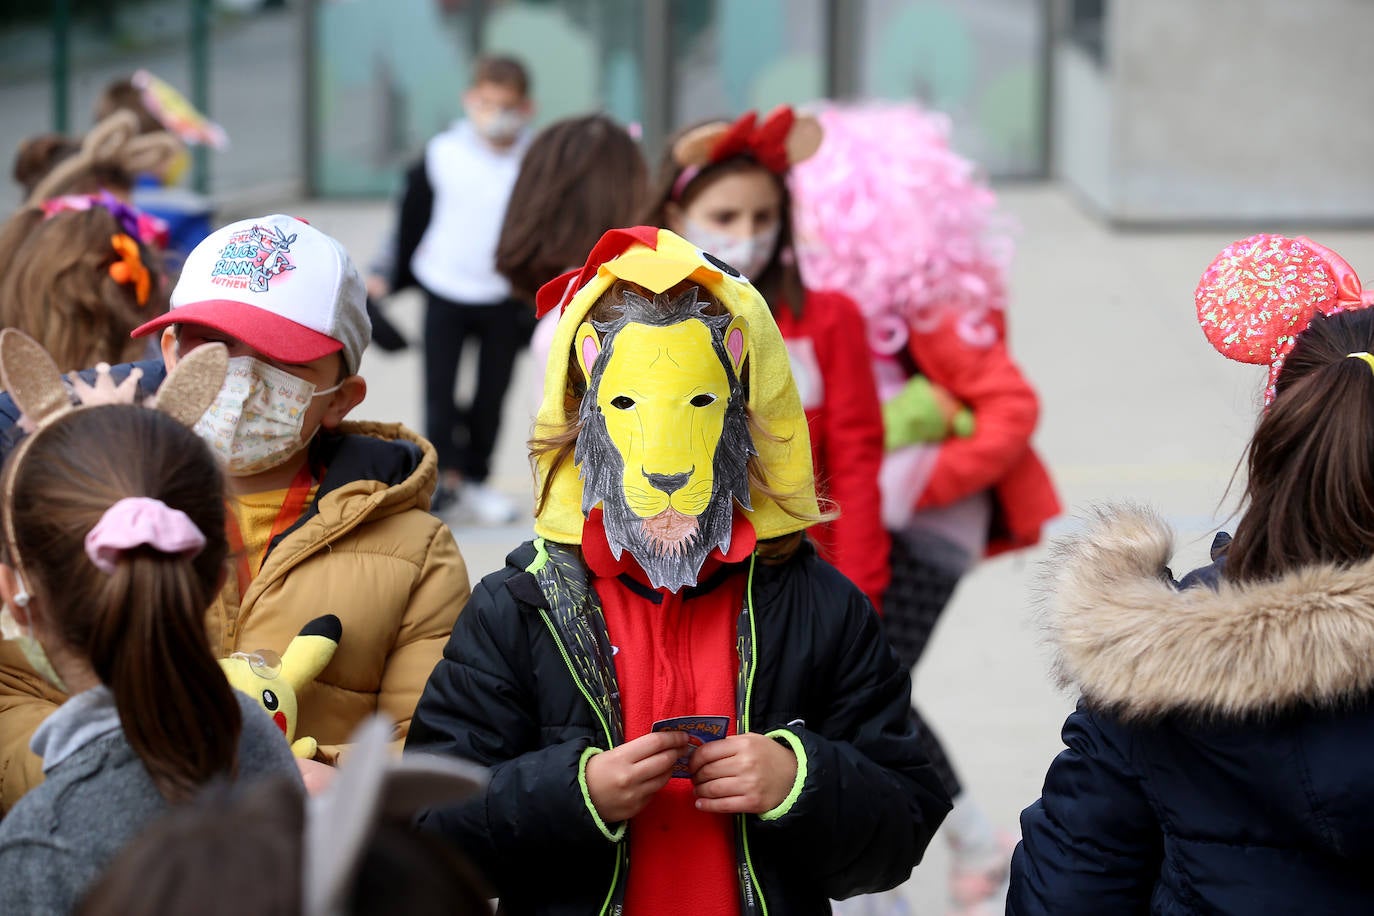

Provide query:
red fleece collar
left=582, top=507, right=757, bottom=589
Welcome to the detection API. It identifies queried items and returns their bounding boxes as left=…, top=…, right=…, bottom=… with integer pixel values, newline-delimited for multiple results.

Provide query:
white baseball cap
left=132, top=214, right=371, bottom=375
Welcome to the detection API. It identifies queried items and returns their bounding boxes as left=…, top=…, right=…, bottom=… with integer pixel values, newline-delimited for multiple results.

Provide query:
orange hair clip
left=108, top=233, right=151, bottom=306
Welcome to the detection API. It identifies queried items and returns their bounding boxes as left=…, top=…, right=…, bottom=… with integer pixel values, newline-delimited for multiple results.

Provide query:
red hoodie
left=584, top=510, right=756, bottom=916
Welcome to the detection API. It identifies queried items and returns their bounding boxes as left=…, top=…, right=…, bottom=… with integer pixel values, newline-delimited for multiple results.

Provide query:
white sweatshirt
left=410, top=121, right=530, bottom=304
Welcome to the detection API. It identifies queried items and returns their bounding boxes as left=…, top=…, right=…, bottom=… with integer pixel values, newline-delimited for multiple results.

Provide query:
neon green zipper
left=536, top=607, right=624, bottom=916
left=739, top=554, right=770, bottom=916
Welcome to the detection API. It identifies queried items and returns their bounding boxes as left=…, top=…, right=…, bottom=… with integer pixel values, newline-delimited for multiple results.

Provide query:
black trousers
left=422, top=292, right=523, bottom=482
left=884, top=530, right=967, bottom=798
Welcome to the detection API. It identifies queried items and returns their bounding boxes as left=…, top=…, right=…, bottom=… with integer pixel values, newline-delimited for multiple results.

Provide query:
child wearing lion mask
left=408, top=226, right=951, bottom=915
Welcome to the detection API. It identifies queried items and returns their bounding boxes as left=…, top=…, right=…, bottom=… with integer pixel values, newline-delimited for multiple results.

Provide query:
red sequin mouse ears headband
left=669, top=105, right=824, bottom=200
left=1196, top=233, right=1374, bottom=404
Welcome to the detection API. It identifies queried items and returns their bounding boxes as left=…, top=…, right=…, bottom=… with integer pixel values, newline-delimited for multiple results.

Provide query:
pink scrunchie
left=84, top=497, right=207, bottom=574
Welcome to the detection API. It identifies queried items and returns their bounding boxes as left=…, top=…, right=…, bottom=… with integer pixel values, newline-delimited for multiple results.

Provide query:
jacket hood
left=1042, top=505, right=1374, bottom=721
left=531, top=226, right=818, bottom=545
left=306, top=420, right=436, bottom=528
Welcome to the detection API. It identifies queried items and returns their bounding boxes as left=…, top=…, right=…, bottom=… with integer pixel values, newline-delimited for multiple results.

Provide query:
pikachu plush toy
left=220, top=615, right=341, bottom=758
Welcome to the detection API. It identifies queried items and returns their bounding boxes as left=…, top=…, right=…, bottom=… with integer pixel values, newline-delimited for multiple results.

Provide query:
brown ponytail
left=6, top=405, right=239, bottom=802
left=1226, top=308, right=1374, bottom=583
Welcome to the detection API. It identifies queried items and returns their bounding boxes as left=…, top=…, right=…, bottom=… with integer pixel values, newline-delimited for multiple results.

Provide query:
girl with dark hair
left=0, top=334, right=299, bottom=913
left=1011, top=235, right=1374, bottom=914
left=495, top=112, right=648, bottom=411
left=497, top=113, right=648, bottom=303
left=643, top=105, right=890, bottom=612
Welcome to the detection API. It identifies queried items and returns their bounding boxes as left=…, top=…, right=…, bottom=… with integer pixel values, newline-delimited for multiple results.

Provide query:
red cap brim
left=131, top=300, right=343, bottom=365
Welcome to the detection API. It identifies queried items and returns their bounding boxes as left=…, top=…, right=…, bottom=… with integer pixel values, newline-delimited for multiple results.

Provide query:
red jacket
left=774, top=290, right=890, bottom=610
left=906, top=315, right=1059, bottom=556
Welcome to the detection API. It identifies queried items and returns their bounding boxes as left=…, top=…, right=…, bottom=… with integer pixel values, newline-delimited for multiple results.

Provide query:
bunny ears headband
left=670, top=105, right=823, bottom=201
left=1196, top=233, right=1374, bottom=404
left=24, top=110, right=182, bottom=208
left=0, top=329, right=228, bottom=575
left=304, top=717, right=487, bottom=916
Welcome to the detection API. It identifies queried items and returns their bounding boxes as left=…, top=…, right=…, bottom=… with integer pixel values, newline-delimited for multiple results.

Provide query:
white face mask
left=0, top=573, right=66, bottom=692
left=683, top=218, right=781, bottom=281
left=192, top=356, right=341, bottom=477
left=468, top=105, right=528, bottom=143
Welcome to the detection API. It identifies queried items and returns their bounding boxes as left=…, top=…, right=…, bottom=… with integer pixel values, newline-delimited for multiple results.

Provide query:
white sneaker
left=460, top=481, right=519, bottom=525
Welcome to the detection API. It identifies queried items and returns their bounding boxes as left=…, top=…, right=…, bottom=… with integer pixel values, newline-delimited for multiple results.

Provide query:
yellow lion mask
left=533, top=227, right=820, bottom=569
left=574, top=287, right=753, bottom=591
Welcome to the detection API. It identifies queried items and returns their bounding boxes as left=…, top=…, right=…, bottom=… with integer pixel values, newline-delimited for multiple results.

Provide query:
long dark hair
left=5, top=405, right=238, bottom=802
left=642, top=128, right=806, bottom=316
left=1226, top=308, right=1374, bottom=583
left=496, top=114, right=648, bottom=301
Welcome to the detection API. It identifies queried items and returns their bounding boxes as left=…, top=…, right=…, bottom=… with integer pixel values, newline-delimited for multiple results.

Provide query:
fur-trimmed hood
left=1042, top=505, right=1374, bottom=721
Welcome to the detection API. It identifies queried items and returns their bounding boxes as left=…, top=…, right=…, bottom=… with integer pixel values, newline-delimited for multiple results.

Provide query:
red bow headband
left=669, top=105, right=823, bottom=201
left=1196, top=233, right=1374, bottom=403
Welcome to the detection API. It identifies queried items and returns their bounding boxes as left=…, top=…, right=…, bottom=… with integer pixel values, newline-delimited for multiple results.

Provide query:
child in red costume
left=407, top=227, right=950, bottom=914
left=645, top=107, right=890, bottom=611
left=792, top=104, right=1060, bottom=915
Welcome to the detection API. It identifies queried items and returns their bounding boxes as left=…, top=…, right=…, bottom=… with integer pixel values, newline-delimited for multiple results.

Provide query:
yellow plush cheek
left=217, top=659, right=296, bottom=742
left=596, top=321, right=728, bottom=519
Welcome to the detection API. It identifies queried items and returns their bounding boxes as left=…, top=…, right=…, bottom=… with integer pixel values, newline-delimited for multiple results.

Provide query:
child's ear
left=159, top=327, right=180, bottom=369
left=320, top=376, right=367, bottom=430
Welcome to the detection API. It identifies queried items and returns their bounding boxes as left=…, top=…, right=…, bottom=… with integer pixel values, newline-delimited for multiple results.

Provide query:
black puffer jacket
left=407, top=538, right=950, bottom=915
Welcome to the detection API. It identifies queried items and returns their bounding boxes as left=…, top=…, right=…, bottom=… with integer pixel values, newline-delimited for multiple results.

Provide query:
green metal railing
left=48, top=0, right=214, bottom=194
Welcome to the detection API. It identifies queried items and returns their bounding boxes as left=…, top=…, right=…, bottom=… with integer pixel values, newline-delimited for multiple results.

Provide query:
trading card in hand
left=651, top=715, right=731, bottom=778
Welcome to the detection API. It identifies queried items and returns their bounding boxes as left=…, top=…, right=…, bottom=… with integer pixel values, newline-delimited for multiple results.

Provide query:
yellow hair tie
left=108, top=233, right=151, bottom=306
left=1345, top=352, right=1374, bottom=373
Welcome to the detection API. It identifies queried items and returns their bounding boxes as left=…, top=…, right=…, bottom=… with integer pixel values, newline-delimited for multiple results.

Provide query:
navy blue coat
left=1010, top=511, right=1374, bottom=915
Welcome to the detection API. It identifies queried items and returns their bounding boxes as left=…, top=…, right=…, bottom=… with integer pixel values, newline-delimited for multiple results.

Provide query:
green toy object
left=220, top=614, right=342, bottom=759
left=882, top=374, right=975, bottom=451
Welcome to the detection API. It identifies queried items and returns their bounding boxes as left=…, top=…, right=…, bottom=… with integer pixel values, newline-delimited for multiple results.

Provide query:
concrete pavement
left=287, top=187, right=1374, bottom=912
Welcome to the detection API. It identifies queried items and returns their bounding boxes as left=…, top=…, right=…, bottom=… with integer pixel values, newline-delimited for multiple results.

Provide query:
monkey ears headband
left=24, top=110, right=182, bottom=208
left=303, top=717, right=488, bottom=916
left=1196, top=234, right=1374, bottom=403
left=670, top=105, right=823, bottom=200
left=0, top=328, right=227, bottom=436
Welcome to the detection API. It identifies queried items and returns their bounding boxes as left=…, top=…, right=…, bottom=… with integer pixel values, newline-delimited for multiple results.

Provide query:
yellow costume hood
left=532, top=226, right=818, bottom=544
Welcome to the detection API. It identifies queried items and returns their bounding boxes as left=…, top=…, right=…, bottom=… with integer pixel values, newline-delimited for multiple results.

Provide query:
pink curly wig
left=789, top=103, right=1014, bottom=356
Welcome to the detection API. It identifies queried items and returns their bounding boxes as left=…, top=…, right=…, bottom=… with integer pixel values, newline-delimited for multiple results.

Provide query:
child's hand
left=365, top=274, right=391, bottom=300
left=296, top=756, right=337, bottom=796
left=689, top=733, right=798, bottom=815
left=585, top=731, right=690, bottom=824
left=930, top=383, right=962, bottom=425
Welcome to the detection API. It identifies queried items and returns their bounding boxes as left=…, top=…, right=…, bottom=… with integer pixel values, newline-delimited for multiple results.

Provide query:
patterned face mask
left=193, top=356, right=340, bottom=477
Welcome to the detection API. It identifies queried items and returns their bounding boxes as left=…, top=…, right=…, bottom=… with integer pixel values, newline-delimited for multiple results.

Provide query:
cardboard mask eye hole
left=690, top=393, right=717, bottom=407
left=611, top=396, right=635, bottom=410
